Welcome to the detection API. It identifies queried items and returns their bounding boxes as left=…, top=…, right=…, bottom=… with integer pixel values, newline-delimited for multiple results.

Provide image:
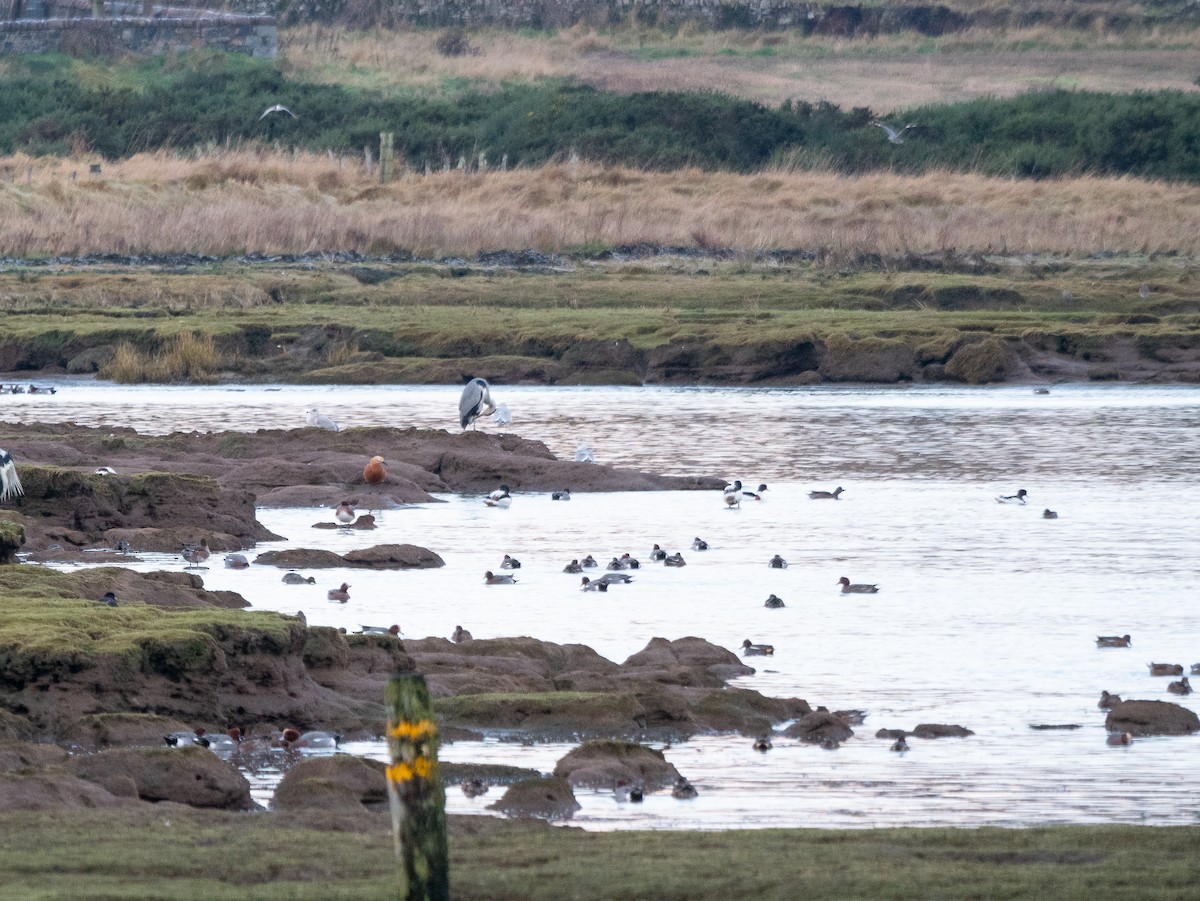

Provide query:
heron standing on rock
left=459, top=378, right=496, bottom=430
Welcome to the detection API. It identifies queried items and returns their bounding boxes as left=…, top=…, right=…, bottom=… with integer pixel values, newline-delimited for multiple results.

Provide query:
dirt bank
left=0, top=422, right=723, bottom=553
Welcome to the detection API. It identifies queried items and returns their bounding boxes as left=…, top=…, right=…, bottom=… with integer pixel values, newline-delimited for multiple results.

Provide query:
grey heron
left=459, top=378, right=496, bottom=430
left=0, top=448, right=23, bottom=501
left=874, top=122, right=919, bottom=144
left=259, top=104, right=296, bottom=121
left=305, top=408, right=340, bottom=432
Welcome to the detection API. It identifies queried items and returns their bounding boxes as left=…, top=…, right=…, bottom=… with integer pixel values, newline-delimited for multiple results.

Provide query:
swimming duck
left=723, top=480, right=742, bottom=497
left=997, top=489, right=1028, bottom=504
left=820, top=736, right=841, bottom=750
left=1106, top=732, right=1133, bottom=746
left=363, top=455, right=387, bottom=485
left=181, top=539, right=211, bottom=567
left=764, top=594, right=786, bottom=609
left=890, top=735, right=910, bottom=753
left=282, top=572, right=316, bottom=584
left=223, top=553, right=249, bottom=569
left=808, top=487, right=844, bottom=500
left=484, top=484, right=512, bottom=508
left=753, top=737, right=772, bottom=752
left=741, top=639, right=774, bottom=656
left=452, top=625, right=473, bottom=642
left=839, top=577, right=879, bottom=594
left=114, top=539, right=131, bottom=554
left=484, top=571, right=516, bottom=585
left=1168, top=676, right=1193, bottom=695
left=1042, top=509, right=1058, bottom=519
left=1149, top=663, right=1183, bottom=676
left=563, top=559, right=583, bottom=574
left=1096, top=634, right=1132, bottom=648
left=620, top=553, right=641, bottom=569
left=741, top=483, right=768, bottom=501
left=596, top=572, right=634, bottom=586
left=606, top=557, right=628, bottom=571
left=613, top=780, right=645, bottom=803
left=1192, top=663, right=1200, bottom=675
left=462, top=779, right=489, bottom=798
left=356, top=624, right=401, bottom=637
left=327, top=582, right=351, bottom=602
left=649, top=544, right=667, bottom=561
left=580, top=577, right=609, bottom=592
left=164, top=728, right=209, bottom=748
left=691, top=537, right=709, bottom=551
left=663, top=553, right=687, bottom=567
left=285, top=730, right=342, bottom=750
left=335, top=500, right=355, bottom=524
left=671, top=777, right=698, bottom=799
left=98, top=591, right=118, bottom=607
left=1098, top=690, right=1122, bottom=709
left=768, top=555, right=788, bottom=569
left=551, top=489, right=571, bottom=501
left=581, top=554, right=598, bottom=568
left=501, top=554, right=522, bottom=569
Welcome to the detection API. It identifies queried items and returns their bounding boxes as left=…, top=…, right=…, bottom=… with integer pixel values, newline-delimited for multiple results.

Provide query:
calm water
left=9, top=380, right=1200, bottom=829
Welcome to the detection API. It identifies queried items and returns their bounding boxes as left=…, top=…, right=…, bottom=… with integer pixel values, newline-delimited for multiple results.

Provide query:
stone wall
left=0, top=0, right=276, bottom=57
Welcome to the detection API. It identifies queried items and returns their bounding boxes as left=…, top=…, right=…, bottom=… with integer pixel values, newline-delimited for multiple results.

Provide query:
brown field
left=1, top=150, right=1198, bottom=258
left=280, top=24, right=1200, bottom=111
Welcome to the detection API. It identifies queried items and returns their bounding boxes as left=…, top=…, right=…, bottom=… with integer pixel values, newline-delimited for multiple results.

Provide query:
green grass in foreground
left=0, top=809, right=1197, bottom=899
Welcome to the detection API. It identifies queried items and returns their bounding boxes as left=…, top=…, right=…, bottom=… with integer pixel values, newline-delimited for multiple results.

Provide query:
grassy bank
left=0, top=808, right=1196, bottom=899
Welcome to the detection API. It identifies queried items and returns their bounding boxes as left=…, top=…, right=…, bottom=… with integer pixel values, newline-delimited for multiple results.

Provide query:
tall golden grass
left=2, top=149, right=1199, bottom=257
left=279, top=24, right=1200, bottom=110
left=102, top=333, right=221, bottom=383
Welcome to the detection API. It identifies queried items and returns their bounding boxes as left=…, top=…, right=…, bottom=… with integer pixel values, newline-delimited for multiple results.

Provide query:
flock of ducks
left=1095, top=641, right=1198, bottom=745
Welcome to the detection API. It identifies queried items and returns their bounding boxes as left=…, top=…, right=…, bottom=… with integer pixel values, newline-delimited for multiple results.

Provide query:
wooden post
left=386, top=673, right=449, bottom=901
left=379, top=131, right=395, bottom=185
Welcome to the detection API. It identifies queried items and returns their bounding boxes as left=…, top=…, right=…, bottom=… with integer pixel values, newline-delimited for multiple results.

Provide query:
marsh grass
left=0, top=807, right=1196, bottom=900
left=3, top=152, right=1200, bottom=258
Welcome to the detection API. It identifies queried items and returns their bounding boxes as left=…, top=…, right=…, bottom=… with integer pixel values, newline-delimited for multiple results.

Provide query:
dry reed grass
left=2, top=149, right=1199, bottom=258
left=279, top=24, right=1200, bottom=109
left=102, top=333, right=221, bottom=383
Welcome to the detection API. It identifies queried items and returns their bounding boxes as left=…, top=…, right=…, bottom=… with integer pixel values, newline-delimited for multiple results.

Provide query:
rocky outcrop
left=0, top=520, right=24, bottom=565
left=0, top=773, right=131, bottom=811
left=3, top=466, right=279, bottom=553
left=1106, top=700, right=1200, bottom=736
left=553, top=740, right=679, bottom=790
left=411, top=636, right=809, bottom=739
left=783, top=710, right=854, bottom=744
left=488, top=776, right=580, bottom=820
left=273, top=755, right=388, bottom=811
left=69, top=746, right=253, bottom=809
left=256, top=544, right=445, bottom=570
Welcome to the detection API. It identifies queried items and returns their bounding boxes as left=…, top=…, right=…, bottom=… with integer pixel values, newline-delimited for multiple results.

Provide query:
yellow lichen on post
left=386, top=673, right=449, bottom=901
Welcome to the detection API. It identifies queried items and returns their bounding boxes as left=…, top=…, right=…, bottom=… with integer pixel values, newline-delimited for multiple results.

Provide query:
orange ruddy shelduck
left=363, top=456, right=387, bottom=485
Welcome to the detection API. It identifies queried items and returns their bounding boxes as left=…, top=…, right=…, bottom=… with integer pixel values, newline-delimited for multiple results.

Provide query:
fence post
left=380, top=131, right=395, bottom=185
left=386, top=672, right=449, bottom=901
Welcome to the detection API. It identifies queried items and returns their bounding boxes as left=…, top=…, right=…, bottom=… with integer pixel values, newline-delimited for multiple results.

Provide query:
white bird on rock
left=1, top=448, right=24, bottom=502
left=305, top=408, right=340, bottom=432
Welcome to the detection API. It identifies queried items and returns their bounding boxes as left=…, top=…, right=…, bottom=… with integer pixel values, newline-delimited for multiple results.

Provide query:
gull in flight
left=259, top=104, right=297, bottom=121
left=874, top=122, right=919, bottom=145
